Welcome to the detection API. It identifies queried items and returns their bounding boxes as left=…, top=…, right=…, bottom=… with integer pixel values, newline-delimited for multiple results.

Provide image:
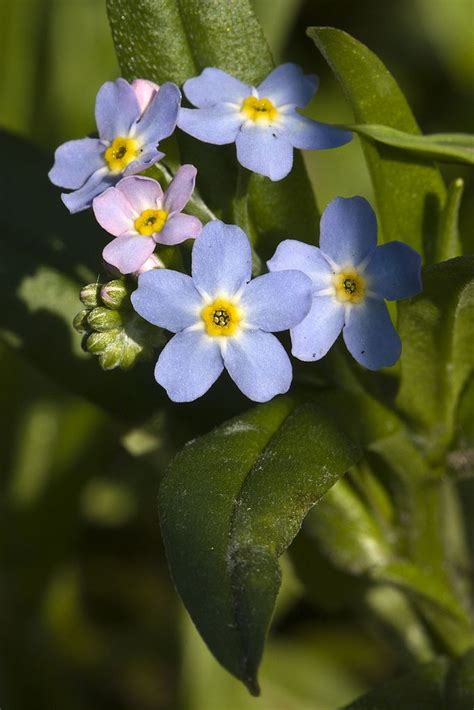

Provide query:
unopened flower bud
left=86, top=330, right=120, bottom=353
left=87, top=307, right=122, bottom=332
left=73, top=309, right=91, bottom=333
left=100, top=279, right=130, bottom=310
left=80, top=282, right=101, bottom=308
left=98, top=342, right=124, bottom=370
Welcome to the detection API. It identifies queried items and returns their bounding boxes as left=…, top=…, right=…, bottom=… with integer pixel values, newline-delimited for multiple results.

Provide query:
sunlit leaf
left=308, top=27, right=446, bottom=262
left=348, top=125, right=474, bottom=166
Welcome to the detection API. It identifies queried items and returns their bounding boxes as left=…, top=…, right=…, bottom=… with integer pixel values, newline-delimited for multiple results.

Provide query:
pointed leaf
left=348, top=125, right=474, bottom=166
left=159, top=395, right=360, bottom=693
left=308, top=27, right=446, bottom=262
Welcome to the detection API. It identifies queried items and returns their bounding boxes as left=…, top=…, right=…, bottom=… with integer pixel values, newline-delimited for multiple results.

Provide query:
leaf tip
left=244, top=675, right=261, bottom=697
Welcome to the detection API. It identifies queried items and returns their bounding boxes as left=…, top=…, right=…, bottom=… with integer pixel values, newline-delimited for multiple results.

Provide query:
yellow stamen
left=333, top=268, right=366, bottom=304
left=134, top=208, right=168, bottom=236
left=241, top=96, right=278, bottom=123
left=201, top=298, right=241, bottom=337
left=104, top=136, right=139, bottom=173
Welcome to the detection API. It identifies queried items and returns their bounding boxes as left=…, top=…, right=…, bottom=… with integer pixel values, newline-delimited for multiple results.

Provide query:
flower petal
left=178, top=106, right=243, bottom=145
left=157, top=213, right=202, bottom=245
left=131, top=79, right=160, bottom=113
left=93, top=185, right=138, bottom=236
left=131, top=269, right=202, bottom=332
left=123, top=147, right=166, bottom=176
left=364, top=242, right=422, bottom=300
left=61, top=168, right=114, bottom=214
left=192, top=220, right=251, bottom=298
left=280, top=111, right=352, bottom=150
left=240, top=271, right=312, bottom=331
left=102, top=234, right=155, bottom=274
left=183, top=67, right=251, bottom=108
left=95, top=78, right=141, bottom=142
left=236, top=123, right=293, bottom=180
left=343, top=299, right=401, bottom=370
left=290, top=296, right=345, bottom=361
left=116, top=175, right=164, bottom=213
left=155, top=331, right=224, bottom=402
left=320, top=196, right=378, bottom=268
left=267, top=240, right=333, bottom=291
left=163, top=164, right=197, bottom=213
left=134, top=82, right=181, bottom=145
left=223, top=330, right=292, bottom=402
left=257, top=63, right=318, bottom=108
left=48, top=138, right=105, bottom=189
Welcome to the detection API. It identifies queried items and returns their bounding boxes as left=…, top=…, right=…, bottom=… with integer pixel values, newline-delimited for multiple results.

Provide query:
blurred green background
left=0, top=1, right=472, bottom=708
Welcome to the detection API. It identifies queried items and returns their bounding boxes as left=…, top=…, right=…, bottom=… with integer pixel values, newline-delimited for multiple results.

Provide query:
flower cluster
left=50, top=65, right=422, bottom=403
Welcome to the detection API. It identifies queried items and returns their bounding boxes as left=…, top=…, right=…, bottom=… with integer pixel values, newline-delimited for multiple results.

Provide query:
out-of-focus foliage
left=0, top=0, right=473, bottom=708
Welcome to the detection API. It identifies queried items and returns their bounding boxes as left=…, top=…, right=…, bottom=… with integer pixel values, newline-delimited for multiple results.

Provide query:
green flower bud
left=73, top=309, right=91, bottom=333
left=98, top=342, right=124, bottom=370
left=87, top=307, right=122, bottom=332
left=80, top=282, right=101, bottom=308
left=86, top=330, right=120, bottom=353
left=100, top=279, right=130, bottom=310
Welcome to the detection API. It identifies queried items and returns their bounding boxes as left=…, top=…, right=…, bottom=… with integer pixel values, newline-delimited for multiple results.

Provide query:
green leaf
left=345, top=649, right=474, bottom=710
left=348, top=125, right=474, bottom=166
left=343, top=657, right=450, bottom=710
left=308, top=27, right=446, bottom=262
left=159, top=395, right=360, bottom=693
left=107, top=0, right=319, bottom=252
left=396, top=256, right=474, bottom=456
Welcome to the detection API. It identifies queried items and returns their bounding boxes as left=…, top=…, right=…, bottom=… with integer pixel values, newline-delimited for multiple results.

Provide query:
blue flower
left=177, top=64, right=351, bottom=181
left=49, top=78, right=181, bottom=213
left=267, top=196, right=422, bottom=370
left=131, top=220, right=313, bottom=402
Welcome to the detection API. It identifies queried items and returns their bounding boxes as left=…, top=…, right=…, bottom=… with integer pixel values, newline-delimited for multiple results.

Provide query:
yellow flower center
left=134, top=208, right=168, bottom=236
left=333, top=269, right=366, bottom=304
left=241, top=96, right=278, bottom=123
left=104, top=136, right=139, bottom=173
left=201, top=298, right=241, bottom=337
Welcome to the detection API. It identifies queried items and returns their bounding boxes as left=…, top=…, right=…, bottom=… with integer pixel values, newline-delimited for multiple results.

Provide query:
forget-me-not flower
left=131, top=220, right=313, bottom=402
left=267, top=196, right=422, bottom=370
left=93, top=166, right=202, bottom=274
left=177, top=63, right=351, bottom=181
left=49, top=78, right=181, bottom=213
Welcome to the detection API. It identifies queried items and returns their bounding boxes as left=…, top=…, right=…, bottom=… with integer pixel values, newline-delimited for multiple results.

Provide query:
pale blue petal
left=183, top=67, right=251, bottom=108
left=223, top=330, right=292, bottom=402
left=267, top=240, right=332, bottom=291
left=163, top=164, right=197, bottom=213
left=290, top=296, right=345, bottom=361
left=364, top=242, right=422, bottom=300
left=192, top=221, right=251, bottom=298
left=134, top=82, right=180, bottom=145
left=178, top=106, right=243, bottom=145
left=123, top=146, right=165, bottom=175
left=320, top=196, right=378, bottom=268
left=257, top=63, right=318, bottom=108
left=240, top=271, right=312, bottom=331
left=236, top=123, right=293, bottom=180
left=281, top=111, right=352, bottom=150
left=49, top=138, right=105, bottom=189
left=131, top=269, right=202, bottom=332
left=155, top=331, right=224, bottom=402
left=343, top=299, right=401, bottom=370
left=95, top=78, right=141, bottom=142
left=61, top=169, right=114, bottom=214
